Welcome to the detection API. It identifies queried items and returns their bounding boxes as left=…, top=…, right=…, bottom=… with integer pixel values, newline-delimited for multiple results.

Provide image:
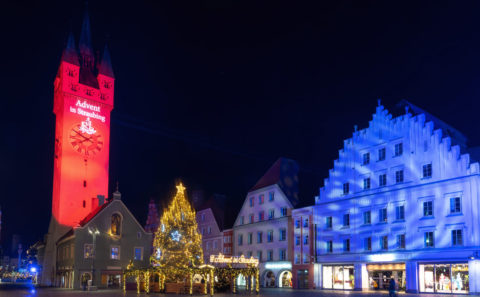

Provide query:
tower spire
left=78, top=6, right=94, bottom=69
left=98, top=44, right=115, bottom=78
left=61, top=31, right=79, bottom=66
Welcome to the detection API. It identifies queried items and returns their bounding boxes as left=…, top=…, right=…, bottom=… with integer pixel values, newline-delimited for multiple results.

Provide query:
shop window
left=452, top=229, right=463, bottom=246
left=395, top=170, right=404, bottom=183
left=323, top=265, right=354, bottom=290
left=424, top=231, right=434, bottom=247
left=343, top=182, right=349, bottom=194
left=450, top=197, right=461, bottom=214
left=363, top=211, right=371, bottom=224
left=423, top=201, right=433, bottom=217
left=395, top=205, right=405, bottom=220
left=423, top=163, right=432, bottom=178
left=394, top=143, right=403, bottom=156
left=378, top=147, right=386, bottom=161
left=419, top=263, right=469, bottom=293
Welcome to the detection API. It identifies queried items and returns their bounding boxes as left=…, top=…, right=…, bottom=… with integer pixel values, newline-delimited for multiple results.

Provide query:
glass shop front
left=367, top=263, right=405, bottom=291
left=419, top=263, right=469, bottom=294
left=322, top=265, right=354, bottom=290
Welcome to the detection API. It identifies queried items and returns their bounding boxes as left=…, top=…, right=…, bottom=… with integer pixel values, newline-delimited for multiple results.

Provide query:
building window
left=363, top=211, right=371, bottom=224
left=84, top=244, right=94, bottom=258
left=379, top=174, right=387, bottom=187
left=240, top=216, right=244, bottom=225
left=450, top=197, right=461, bottom=214
left=423, top=201, right=433, bottom=217
left=238, top=234, right=243, bottom=246
left=395, top=143, right=403, bottom=156
left=363, top=177, right=371, bottom=190
left=452, top=229, right=463, bottom=246
left=206, top=242, right=210, bottom=250
left=326, top=216, right=332, bottom=229
left=364, top=237, right=372, bottom=251
left=110, top=246, right=120, bottom=260
left=268, top=192, right=275, bottom=201
left=259, top=194, right=264, bottom=204
left=257, top=232, right=263, bottom=244
left=268, top=209, right=275, bottom=220
left=294, top=254, right=300, bottom=264
left=423, top=163, right=432, bottom=178
left=257, top=251, right=262, bottom=262
left=425, top=231, right=434, bottom=247
left=258, top=211, right=265, bottom=221
left=395, top=170, right=404, bottom=183
left=111, top=213, right=122, bottom=236
left=395, top=205, right=405, bottom=220
left=304, top=235, right=309, bottom=245
left=303, top=218, right=309, bottom=228
left=295, top=235, right=300, bottom=246
left=280, top=207, right=288, bottom=217
left=295, top=220, right=301, bottom=228
left=343, top=182, right=349, bottom=195
left=131, top=246, right=141, bottom=260
left=363, top=152, right=370, bottom=165
left=247, top=233, right=253, bottom=245
left=267, top=230, right=273, bottom=242
left=213, top=241, right=218, bottom=249
left=343, top=214, right=350, bottom=227
left=397, top=234, right=406, bottom=249
left=279, top=249, right=286, bottom=261
left=247, top=251, right=253, bottom=258
left=201, top=213, right=205, bottom=221
left=303, top=254, right=309, bottom=264
left=343, top=239, right=350, bottom=252
left=326, top=240, right=333, bottom=253
left=378, top=147, right=386, bottom=161
left=249, top=197, right=254, bottom=207
left=379, top=208, right=387, bottom=222
left=208, top=226, right=212, bottom=234
left=380, top=236, right=388, bottom=250
left=279, top=228, right=286, bottom=241
left=249, top=214, right=254, bottom=223
left=267, top=250, right=273, bottom=261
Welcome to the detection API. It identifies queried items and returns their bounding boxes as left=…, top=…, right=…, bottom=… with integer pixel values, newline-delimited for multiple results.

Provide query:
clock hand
left=73, top=129, right=90, bottom=141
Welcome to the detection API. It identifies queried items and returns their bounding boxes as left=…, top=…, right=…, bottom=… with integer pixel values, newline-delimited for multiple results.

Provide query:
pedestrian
left=389, top=276, right=396, bottom=297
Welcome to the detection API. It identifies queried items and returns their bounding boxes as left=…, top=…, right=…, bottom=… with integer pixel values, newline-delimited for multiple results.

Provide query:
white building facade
left=314, top=103, right=480, bottom=294
left=233, top=158, right=299, bottom=288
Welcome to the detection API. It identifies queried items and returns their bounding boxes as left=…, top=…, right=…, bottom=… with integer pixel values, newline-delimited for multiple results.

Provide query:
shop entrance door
left=367, top=263, right=405, bottom=291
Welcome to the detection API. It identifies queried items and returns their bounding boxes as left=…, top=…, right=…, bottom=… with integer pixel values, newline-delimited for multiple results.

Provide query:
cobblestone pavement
left=0, top=288, right=473, bottom=297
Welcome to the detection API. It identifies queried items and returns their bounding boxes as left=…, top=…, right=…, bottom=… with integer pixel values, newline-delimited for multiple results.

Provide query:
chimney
left=97, top=195, right=105, bottom=206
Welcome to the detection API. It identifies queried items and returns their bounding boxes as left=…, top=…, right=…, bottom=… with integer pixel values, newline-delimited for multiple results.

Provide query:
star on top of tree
left=176, top=183, right=186, bottom=195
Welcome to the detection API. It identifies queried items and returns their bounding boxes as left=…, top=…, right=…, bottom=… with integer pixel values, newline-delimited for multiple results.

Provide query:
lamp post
left=88, top=227, right=100, bottom=287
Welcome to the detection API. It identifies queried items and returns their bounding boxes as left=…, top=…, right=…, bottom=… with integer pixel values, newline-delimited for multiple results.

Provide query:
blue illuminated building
left=313, top=101, right=480, bottom=294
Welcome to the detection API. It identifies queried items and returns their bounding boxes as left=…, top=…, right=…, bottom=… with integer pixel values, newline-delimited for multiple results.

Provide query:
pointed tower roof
left=61, top=31, right=79, bottom=66
left=98, top=44, right=115, bottom=78
left=78, top=8, right=94, bottom=58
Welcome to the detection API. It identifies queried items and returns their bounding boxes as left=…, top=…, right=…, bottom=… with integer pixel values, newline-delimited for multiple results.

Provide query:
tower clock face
left=69, top=118, right=103, bottom=157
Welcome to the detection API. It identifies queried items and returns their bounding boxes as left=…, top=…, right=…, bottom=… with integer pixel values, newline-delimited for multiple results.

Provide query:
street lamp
left=88, top=227, right=100, bottom=287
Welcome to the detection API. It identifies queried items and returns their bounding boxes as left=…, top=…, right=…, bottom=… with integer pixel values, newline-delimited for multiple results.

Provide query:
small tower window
left=83, top=180, right=87, bottom=187
left=103, top=81, right=111, bottom=89
left=82, top=200, right=86, bottom=208
left=67, top=69, right=75, bottom=77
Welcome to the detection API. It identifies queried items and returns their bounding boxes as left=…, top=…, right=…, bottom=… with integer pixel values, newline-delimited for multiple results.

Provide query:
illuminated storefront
left=419, top=263, right=469, bottom=294
left=367, top=263, right=405, bottom=291
left=322, top=265, right=354, bottom=290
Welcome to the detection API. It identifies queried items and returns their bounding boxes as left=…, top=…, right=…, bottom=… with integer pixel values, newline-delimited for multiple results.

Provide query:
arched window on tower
left=111, top=213, right=122, bottom=236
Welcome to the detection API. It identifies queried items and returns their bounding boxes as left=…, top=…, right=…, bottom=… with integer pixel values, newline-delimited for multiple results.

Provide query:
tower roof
left=98, top=44, right=115, bottom=78
left=78, top=9, right=94, bottom=58
left=61, top=31, right=79, bottom=66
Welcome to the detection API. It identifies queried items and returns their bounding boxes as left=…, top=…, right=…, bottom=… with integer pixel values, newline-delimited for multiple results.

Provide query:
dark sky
left=3, top=1, right=480, bottom=251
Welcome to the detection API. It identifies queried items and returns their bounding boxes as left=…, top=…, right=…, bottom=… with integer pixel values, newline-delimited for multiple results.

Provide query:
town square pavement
left=0, top=288, right=473, bottom=297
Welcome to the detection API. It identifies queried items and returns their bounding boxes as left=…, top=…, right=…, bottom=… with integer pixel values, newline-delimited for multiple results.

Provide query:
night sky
left=3, top=1, right=480, bottom=252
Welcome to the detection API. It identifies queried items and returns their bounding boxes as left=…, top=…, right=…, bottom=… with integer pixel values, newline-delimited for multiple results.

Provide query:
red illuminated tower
left=42, top=10, right=114, bottom=285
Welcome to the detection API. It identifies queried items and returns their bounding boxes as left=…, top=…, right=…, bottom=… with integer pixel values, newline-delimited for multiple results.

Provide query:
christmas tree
left=152, top=182, right=204, bottom=280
